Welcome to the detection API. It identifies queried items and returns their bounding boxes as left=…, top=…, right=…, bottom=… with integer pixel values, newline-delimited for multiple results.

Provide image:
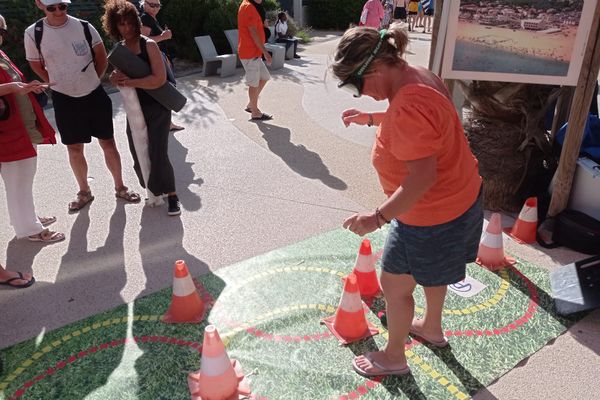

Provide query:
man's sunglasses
left=46, top=3, right=68, bottom=12
left=338, top=29, right=387, bottom=98
left=146, top=1, right=162, bottom=8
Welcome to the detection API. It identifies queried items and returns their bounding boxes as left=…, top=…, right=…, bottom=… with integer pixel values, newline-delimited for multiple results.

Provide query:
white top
left=24, top=16, right=103, bottom=97
left=275, top=20, right=288, bottom=37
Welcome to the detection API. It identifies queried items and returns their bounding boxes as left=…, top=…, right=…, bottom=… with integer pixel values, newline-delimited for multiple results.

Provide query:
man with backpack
left=24, top=0, right=140, bottom=212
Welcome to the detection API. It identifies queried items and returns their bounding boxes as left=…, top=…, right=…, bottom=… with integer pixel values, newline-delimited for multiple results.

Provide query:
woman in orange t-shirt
left=332, top=24, right=483, bottom=377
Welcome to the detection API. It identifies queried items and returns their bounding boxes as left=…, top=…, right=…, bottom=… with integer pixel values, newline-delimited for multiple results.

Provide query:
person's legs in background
left=0, top=157, right=64, bottom=242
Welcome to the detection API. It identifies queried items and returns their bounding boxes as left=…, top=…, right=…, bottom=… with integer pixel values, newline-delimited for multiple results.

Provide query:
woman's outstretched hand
left=341, top=108, right=370, bottom=127
left=343, top=212, right=378, bottom=236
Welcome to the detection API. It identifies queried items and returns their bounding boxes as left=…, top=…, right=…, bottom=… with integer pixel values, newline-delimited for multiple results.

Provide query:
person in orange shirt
left=332, top=24, right=483, bottom=377
left=237, top=0, right=273, bottom=121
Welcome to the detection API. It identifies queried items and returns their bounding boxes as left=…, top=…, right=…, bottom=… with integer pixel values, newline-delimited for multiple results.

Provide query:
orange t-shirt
left=238, top=0, right=265, bottom=59
left=372, top=84, right=482, bottom=226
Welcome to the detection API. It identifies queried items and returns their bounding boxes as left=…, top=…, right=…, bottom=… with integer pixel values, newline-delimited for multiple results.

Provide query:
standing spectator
left=274, top=12, right=301, bottom=58
left=393, top=0, right=407, bottom=24
left=139, top=0, right=184, bottom=132
left=25, top=0, right=141, bottom=212
left=238, top=0, right=273, bottom=121
left=333, top=24, right=482, bottom=376
left=422, top=0, right=434, bottom=33
left=1, top=13, right=65, bottom=244
left=407, top=0, right=419, bottom=31
left=381, top=0, right=394, bottom=29
left=103, top=0, right=181, bottom=216
left=359, top=0, right=385, bottom=29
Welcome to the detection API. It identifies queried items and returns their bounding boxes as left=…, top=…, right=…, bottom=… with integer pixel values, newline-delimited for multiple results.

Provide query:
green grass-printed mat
left=0, top=228, right=584, bottom=399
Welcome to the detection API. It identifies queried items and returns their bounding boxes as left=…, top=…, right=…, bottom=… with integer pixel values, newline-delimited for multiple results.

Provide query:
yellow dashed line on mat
left=0, top=315, right=160, bottom=391
left=416, top=268, right=510, bottom=315
left=1, top=301, right=336, bottom=391
left=380, top=328, right=469, bottom=400
left=227, top=265, right=345, bottom=290
left=219, top=303, right=335, bottom=345
left=230, top=265, right=509, bottom=317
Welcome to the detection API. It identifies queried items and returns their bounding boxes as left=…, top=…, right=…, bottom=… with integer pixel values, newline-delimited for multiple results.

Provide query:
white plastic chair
left=194, top=35, right=237, bottom=78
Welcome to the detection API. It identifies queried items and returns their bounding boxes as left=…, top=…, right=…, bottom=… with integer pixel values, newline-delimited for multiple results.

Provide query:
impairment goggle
left=337, top=29, right=387, bottom=98
left=46, top=3, right=68, bottom=12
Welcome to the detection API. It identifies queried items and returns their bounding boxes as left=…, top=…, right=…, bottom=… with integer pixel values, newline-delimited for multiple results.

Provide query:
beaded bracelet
left=375, top=207, right=390, bottom=225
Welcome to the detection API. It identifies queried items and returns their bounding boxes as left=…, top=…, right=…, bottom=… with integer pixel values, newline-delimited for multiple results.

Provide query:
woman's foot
left=410, top=318, right=448, bottom=347
left=68, top=190, right=94, bottom=213
left=28, top=228, right=65, bottom=243
left=0, top=270, right=35, bottom=289
left=352, top=351, right=410, bottom=377
left=168, top=195, right=181, bottom=216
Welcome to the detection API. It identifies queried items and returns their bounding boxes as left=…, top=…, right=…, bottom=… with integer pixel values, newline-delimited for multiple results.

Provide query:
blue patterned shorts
left=380, top=192, right=483, bottom=287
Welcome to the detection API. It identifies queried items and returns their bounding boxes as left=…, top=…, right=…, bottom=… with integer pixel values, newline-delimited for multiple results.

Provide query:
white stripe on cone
left=172, top=275, right=197, bottom=297
left=200, top=352, right=232, bottom=377
left=480, top=231, right=503, bottom=249
left=518, top=206, right=537, bottom=223
left=354, top=254, right=375, bottom=273
left=339, top=290, right=363, bottom=313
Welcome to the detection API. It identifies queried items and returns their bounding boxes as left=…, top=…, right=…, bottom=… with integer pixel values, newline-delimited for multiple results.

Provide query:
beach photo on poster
left=441, top=0, right=597, bottom=85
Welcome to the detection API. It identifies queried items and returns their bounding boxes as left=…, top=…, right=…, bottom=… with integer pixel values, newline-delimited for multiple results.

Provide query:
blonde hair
left=0, top=15, right=6, bottom=31
left=331, top=23, right=409, bottom=81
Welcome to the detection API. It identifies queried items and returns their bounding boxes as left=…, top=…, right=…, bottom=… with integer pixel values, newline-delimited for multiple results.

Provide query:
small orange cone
left=162, top=260, right=205, bottom=324
left=505, top=197, right=538, bottom=244
left=188, top=325, right=251, bottom=400
left=321, top=273, right=379, bottom=345
left=476, top=213, right=516, bottom=271
left=352, top=239, right=382, bottom=299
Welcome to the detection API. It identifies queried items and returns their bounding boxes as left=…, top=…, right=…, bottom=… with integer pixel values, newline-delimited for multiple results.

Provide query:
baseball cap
left=39, top=0, right=71, bottom=5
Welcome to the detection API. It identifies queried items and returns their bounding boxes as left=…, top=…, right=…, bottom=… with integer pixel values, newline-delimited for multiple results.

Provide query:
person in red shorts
left=238, top=0, right=273, bottom=121
left=333, top=24, right=483, bottom=377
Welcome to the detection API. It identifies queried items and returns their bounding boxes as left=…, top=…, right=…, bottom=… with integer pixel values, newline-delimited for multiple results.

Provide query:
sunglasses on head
left=146, top=1, right=162, bottom=8
left=338, top=29, right=387, bottom=98
left=46, top=3, right=68, bottom=12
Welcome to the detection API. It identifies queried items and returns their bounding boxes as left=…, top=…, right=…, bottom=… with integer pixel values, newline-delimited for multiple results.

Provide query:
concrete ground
left=1, top=30, right=599, bottom=399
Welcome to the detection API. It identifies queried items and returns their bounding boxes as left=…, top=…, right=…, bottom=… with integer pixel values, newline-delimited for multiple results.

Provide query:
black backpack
left=34, top=18, right=95, bottom=72
left=538, top=209, right=600, bottom=255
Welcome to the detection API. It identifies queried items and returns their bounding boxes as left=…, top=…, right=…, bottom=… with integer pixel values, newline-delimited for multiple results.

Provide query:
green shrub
left=1, top=0, right=282, bottom=75
left=307, top=0, right=364, bottom=30
left=161, top=0, right=281, bottom=61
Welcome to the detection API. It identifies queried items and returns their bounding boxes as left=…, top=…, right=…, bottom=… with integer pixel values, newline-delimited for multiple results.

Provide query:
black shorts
left=394, top=7, right=407, bottom=20
left=408, top=11, right=418, bottom=16
left=424, top=9, right=434, bottom=16
left=52, top=85, right=114, bottom=145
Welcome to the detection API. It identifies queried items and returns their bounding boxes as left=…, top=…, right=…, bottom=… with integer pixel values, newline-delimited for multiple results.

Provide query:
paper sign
left=448, top=276, right=486, bottom=298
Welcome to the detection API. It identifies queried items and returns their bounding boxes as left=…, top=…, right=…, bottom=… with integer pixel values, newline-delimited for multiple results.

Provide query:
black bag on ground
left=538, top=209, right=600, bottom=254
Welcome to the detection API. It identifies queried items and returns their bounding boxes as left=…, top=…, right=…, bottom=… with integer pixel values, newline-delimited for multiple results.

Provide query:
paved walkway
left=1, top=31, right=598, bottom=399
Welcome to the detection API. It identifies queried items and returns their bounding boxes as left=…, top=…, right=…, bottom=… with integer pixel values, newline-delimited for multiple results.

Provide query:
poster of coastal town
left=441, top=0, right=597, bottom=85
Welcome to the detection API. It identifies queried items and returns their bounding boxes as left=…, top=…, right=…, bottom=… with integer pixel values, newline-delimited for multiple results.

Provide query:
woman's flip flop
left=352, top=353, right=411, bottom=377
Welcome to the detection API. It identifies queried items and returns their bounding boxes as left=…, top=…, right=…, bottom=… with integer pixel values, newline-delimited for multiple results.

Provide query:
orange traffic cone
left=321, top=273, right=379, bottom=345
left=352, top=239, right=382, bottom=299
left=162, top=260, right=205, bottom=324
left=476, top=213, right=516, bottom=271
left=188, top=325, right=251, bottom=400
left=505, top=197, right=538, bottom=244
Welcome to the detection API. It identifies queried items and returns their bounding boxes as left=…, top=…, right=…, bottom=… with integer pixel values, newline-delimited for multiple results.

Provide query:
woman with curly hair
left=333, top=24, right=482, bottom=376
left=102, top=0, right=180, bottom=216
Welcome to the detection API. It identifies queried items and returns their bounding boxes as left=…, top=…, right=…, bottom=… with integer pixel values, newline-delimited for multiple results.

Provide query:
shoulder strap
left=80, top=20, right=95, bottom=62
left=34, top=19, right=44, bottom=66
